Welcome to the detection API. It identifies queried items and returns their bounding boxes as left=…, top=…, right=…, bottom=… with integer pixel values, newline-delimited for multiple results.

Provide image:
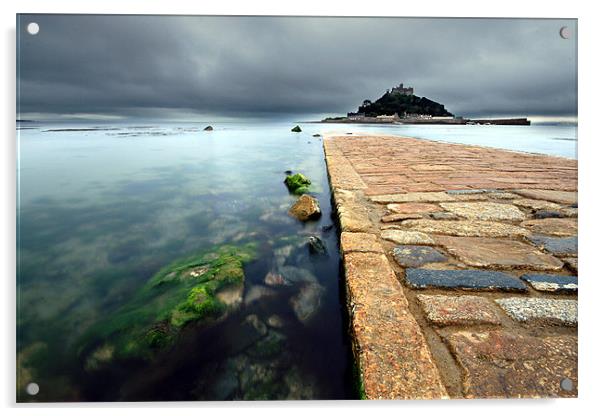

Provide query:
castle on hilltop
left=390, top=83, right=414, bottom=96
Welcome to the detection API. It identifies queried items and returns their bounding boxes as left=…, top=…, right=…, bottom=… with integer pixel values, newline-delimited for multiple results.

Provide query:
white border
left=2, top=1, right=601, bottom=415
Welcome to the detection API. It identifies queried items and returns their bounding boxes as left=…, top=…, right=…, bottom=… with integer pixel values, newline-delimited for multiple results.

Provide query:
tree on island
left=357, top=87, right=454, bottom=117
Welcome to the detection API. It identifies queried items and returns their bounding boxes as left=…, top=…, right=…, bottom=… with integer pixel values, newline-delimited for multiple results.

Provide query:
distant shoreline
left=311, top=117, right=531, bottom=126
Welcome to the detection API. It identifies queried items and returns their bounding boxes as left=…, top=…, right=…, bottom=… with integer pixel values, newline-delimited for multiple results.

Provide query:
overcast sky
left=17, top=15, right=577, bottom=120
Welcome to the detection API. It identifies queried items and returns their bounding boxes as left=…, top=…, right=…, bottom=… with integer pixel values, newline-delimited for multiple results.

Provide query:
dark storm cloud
left=17, top=15, right=577, bottom=119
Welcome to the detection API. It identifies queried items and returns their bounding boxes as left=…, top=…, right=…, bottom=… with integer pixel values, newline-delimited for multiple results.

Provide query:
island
left=320, top=83, right=530, bottom=125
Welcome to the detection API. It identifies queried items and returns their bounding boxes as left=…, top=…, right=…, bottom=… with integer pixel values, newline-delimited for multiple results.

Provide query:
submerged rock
left=321, top=224, right=334, bottom=233
left=203, top=125, right=213, bottom=131
left=247, top=330, right=286, bottom=359
left=291, top=125, right=302, bottom=132
left=77, top=243, right=257, bottom=365
left=264, top=270, right=286, bottom=286
left=244, top=285, right=278, bottom=305
left=290, top=282, right=325, bottom=324
left=278, top=265, right=318, bottom=285
left=288, top=195, right=321, bottom=221
left=244, top=314, right=268, bottom=337
left=267, top=314, right=285, bottom=328
left=284, top=173, right=312, bottom=195
left=307, top=236, right=328, bottom=256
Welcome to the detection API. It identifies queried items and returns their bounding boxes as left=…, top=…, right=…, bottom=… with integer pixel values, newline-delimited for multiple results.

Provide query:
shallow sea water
left=16, top=120, right=576, bottom=401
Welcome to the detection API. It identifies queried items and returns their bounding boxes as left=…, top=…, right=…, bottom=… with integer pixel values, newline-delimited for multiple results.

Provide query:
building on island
left=347, top=112, right=366, bottom=120
left=391, top=83, right=414, bottom=96
left=376, top=113, right=400, bottom=121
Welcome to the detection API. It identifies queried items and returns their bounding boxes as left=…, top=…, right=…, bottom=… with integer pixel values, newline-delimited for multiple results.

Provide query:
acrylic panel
left=16, top=14, right=577, bottom=402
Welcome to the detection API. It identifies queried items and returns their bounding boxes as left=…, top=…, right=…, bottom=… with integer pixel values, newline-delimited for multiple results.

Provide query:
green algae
left=77, top=243, right=257, bottom=367
left=284, top=173, right=311, bottom=195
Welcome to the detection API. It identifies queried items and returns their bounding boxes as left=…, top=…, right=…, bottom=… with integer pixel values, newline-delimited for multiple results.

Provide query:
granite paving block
left=527, top=235, right=577, bottom=256
left=405, top=268, right=527, bottom=291
left=436, top=236, right=565, bottom=271
left=417, top=294, right=502, bottom=326
left=563, top=257, right=578, bottom=273
left=386, top=202, right=441, bottom=214
left=496, top=298, right=577, bottom=325
left=380, top=230, right=435, bottom=245
left=521, top=218, right=577, bottom=237
left=520, top=274, right=578, bottom=293
left=443, top=330, right=577, bottom=398
left=446, top=189, right=498, bottom=195
left=513, top=189, right=577, bottom=205
left=403, top=219, right=529, bottom=238
left=340, top=232, right=384, bottom=254
left=392, top=245, right=447, bottom=268
left=381, top=213, right=422, bottom=223
left=439, top=202, right=526, bottom=221
left=344, top=252, right=448, bottom=399
left=370, top=192, right=456, bottom=204
left=513, top=198, right=561, bottom=211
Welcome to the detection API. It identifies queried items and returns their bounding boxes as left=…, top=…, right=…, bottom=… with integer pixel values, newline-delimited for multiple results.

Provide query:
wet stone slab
left=495, top=298, right=577, bottom=325
left=392, top=245, right=447, bottom=268
left=405, top=268, right=527, bottom=292
left=521, top=218, right=578, bottom=237
left=417, top=294, right=502, bottom=326
left=443, top=330, right=577, bottom=398
left=435, top=236, right=565, bottom=271
left=439, top=202, right=526, bottom=221
left=520, top=274, right=578, bottom=293
left=527, top=235, right=577, bottom=256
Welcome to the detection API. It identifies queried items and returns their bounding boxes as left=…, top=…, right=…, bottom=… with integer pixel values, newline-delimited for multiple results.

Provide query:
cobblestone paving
left=324, top=134, right=578, bottom=399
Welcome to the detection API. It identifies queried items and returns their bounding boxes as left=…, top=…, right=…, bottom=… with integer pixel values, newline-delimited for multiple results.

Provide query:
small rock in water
left=284, top=170, right=293, bottom=175
left=267, top=315, right=285, bottom=328
left=291, top=125, right=302, bottom=132
left=312, top=134, right=321, bottom=137
left=264, top=271, right=286, bottom=286
left=203, top=125, right=213, bottom=131
left=290, top=282, right=325, bottom=324
left=288, top=194, right=321, bottom=221
left=307, top=235, right=328, bottom=256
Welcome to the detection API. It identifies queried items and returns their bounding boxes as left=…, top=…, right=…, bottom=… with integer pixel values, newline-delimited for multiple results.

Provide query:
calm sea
left=16, top=120, right=577, bottom=401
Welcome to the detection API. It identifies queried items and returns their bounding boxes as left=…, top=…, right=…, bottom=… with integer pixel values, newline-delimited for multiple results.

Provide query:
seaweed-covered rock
left=288, top=195, right=321, bottom=221
left=77, top=243, right=256, bottom=366
left=284, top=173, right=311, bottom=195
left=291, top=125, right=302, bottom=132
